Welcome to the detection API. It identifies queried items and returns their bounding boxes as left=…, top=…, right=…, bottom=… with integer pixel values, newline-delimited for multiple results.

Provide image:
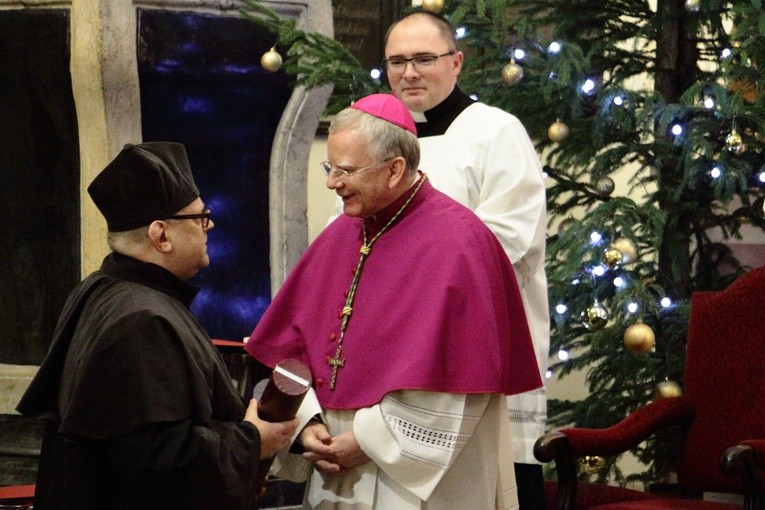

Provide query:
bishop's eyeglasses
left=382, top=51, right=456, bottom=74
left=165, top=209, right=212, bottom=229
left=320, top=159, right=393, bottom=178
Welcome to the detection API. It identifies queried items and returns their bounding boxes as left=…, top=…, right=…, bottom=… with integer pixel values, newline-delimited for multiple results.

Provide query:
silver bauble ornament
left=623, top=322, right=655, bottom=354
left=501, top=61, right=524, bottom=86
left=260, top=47, right=283, bottom=72
left=684, top=0, right=701, bottom=12
left=654, top=380, right=682, bottom=400
left=580, top=301, right=609, bottom=331
left=548, top=120, right=570, bottom=143
left=594, top=176, right=615, bottom=197
left=612, top=237, right=638, bottom=264
left=556, top=217, right=578, bottom=237
left=421, top=0, right=444, bottom=13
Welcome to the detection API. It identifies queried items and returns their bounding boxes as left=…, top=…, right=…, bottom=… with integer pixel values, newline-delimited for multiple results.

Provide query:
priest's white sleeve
left=354, top=390, right=489, bottom=502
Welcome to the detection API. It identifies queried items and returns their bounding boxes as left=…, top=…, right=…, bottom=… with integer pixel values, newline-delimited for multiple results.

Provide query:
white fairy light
left=660, top=297, right=672, bottom=308
left=627, top=302, right=639, bottom=313
left=581, top=78, right=596, bottom=94
left=558, top=349, right=570, bottom=361
left=555, top=303, right=568, bottom=314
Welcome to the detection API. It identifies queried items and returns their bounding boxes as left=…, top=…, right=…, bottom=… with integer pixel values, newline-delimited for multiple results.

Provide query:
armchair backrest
left=678, top=265, right=765, bottom=494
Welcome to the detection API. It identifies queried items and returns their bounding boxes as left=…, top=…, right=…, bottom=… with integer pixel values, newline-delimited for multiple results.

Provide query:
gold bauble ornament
left=260, top=47, right=283, bottom=72
left=612, top=237, right=638, bottom=264
left=421, top=0, right=444, bottom=13
left=548, top=120, right=570, bottom=143
left=623, top=322, right=655, bottom=354
left=580, top=301, right=609, bottom=331
left=602, top=247, right=623, bottom=269
left=557, top=217, right=578, bottom=237
left=684, top=0, right=701, bottom=12
left=726, top=128, right=745, bottom=154
left=594, top=176, right=615, bottom=197
left=580, top=456, right=606, bottom=475
left=654, top=380, right=682, bottom=400
left=501, top=61, right=524, bottom=86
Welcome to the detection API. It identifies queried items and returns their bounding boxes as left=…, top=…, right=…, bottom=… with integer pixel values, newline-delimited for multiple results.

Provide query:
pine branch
left=238, top=0, right=382, bottom=113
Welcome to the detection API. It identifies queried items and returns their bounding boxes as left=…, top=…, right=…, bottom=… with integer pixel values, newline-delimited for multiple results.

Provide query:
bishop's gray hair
left=329, top=108, right=420, bottom=176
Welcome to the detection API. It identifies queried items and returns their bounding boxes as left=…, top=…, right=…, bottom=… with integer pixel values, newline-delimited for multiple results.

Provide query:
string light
left=581, top=78, right=597, bottom=95
left=513, top=48, right=526, bottom=61
left=613, top=276, right=625, bottom=287
left=627, top=302, right=639, bottom=313
left=455, top=27, right=467, bottom=39
left=555, top=304, right=568, bottom=314
left=671, top=124, right=683, bottom=136
left=613, top=95, right=624, bottom=106
left=703, top=97, right=715, bottom=109
left=547, top=41, right=562, bottom=54
left=545, top=370, right=553, bottom=379
left=558, top=349, right=570, bottom=361
left=710, top=165, right=722, bottom=179
left=758, top=171, right=765, bottom=183
left=370, top=68, right=381, bottom=80
left=660, top=297, right=672, bottom=308
left=590, top=231, right=603, bottom=243
left=721, top=48, right=732, bottom=58
left=592, top=265, right=606, bottom=277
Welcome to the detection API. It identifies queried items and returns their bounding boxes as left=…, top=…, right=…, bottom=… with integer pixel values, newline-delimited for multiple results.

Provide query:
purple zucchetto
left=350, top=94, right=417, bottom=135
left=87, top=142, right=200, bottom=232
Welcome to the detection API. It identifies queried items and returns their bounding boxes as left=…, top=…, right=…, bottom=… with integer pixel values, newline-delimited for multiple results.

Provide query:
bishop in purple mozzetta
left=245, top=93, right=541, bottom=509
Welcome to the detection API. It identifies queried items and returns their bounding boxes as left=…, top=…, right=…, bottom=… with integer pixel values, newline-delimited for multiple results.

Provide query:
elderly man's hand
left=301, top=423, right=370, bottom=474
left=244, top=398, right=299, bottom=460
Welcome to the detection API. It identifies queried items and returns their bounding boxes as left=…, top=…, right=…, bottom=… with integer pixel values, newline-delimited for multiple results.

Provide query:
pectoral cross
left=328, top=352, right=345, bottom=390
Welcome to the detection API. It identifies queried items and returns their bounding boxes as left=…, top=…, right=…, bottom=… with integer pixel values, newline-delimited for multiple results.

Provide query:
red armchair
left=535, top=264, right=765, bottom=509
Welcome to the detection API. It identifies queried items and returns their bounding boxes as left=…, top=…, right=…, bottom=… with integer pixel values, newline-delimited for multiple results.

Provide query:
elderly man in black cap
left=17, top=142, right=297, bottom=510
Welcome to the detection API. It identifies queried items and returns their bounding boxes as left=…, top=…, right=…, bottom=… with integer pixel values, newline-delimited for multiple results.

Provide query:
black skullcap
left=88, top=142, right=200, bottom=232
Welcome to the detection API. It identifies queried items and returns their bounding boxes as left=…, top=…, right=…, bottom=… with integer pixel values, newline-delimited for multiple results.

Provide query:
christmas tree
left=239, top=0, right=765, bottom=485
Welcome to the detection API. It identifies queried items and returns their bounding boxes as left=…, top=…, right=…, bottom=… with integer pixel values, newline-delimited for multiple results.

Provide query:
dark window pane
left=0, top=9, right=80, bottom=364
left=138, top=9, right=292, bottom=340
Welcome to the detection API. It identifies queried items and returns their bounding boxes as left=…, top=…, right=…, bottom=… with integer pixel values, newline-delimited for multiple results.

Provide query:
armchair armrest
left=534, top=396, right=694, bottom=510
left=722, top=441, right=765, bottom=510
left=546, top=395, right=695, bottom=458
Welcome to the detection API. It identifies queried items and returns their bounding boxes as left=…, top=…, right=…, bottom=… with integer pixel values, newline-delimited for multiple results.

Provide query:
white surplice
left=415, top=102, right=550, bottom=464
left=273, top=389, right=519, bottom=509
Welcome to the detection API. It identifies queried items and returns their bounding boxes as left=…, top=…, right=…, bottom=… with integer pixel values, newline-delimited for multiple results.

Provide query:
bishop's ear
left=387, top=156, right=409, bottom=187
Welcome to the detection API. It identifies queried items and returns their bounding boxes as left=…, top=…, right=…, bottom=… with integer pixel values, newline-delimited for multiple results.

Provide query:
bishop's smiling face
left=325, top=128, right=395, bottom=219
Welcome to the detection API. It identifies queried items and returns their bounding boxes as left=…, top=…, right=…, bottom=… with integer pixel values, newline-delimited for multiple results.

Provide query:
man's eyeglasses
left=320, top=159, right=393, bottom=178
left=164, top=209, right=212, bottom=229
left=382, top=51, right=455, bottom=74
